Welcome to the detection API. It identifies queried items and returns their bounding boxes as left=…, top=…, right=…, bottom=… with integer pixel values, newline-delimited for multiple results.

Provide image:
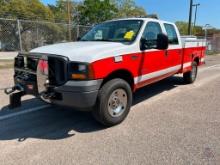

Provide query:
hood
left=30, top=41, right=138, bottom=63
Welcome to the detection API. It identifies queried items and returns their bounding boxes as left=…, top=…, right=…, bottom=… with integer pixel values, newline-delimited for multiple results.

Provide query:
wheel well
left=194, top=57, right=199, bottom=65
left=101, top=70, right=134, bottom=90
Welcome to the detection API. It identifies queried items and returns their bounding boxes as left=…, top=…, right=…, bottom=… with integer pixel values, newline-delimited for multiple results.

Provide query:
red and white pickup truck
left=5, top=18, right=206, bottom=126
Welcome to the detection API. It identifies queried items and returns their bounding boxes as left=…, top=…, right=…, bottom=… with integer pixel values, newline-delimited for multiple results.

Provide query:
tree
left=175, top=21, right=188, bottom=35
left=176, top=21, right=220, bottom=37
left=48, top=0, right=77, bottom=23
left=176, top=21, right=203, bottom=36
left=76, top=0, right=147, bottom=25
left=0, top=0, right=69, bottom=51
left=0, top=0, right=54, bottom=20
left=115, top=0, right=147, bottom=18
left=78, top=0, right=118, bottom=25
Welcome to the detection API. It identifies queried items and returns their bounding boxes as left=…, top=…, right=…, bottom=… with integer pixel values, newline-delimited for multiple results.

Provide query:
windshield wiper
left=80, top=39, right=89, bottom=41
left=80, top=39, right=123, bottom=42
left=93, top=39, right=113, bottom=42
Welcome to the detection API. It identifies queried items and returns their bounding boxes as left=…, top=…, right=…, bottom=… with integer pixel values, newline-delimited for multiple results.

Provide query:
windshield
left=80, top=20, right=143, bottom=43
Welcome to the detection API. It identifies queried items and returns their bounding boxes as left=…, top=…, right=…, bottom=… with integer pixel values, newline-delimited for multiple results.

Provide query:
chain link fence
left=207, top=35, right=220, bottom=54
left=0, top=17, right=220, bottom=54
left=0, top=18, right=92, bottom=52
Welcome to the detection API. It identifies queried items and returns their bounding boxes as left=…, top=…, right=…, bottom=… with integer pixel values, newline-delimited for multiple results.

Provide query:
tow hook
left=4, top=84, right=24, bottom=95
left=4, top=85, right=25, bottom=109
left=4, top=86, right=17, bottom=95
left=42, top=92, right=56, bottom=99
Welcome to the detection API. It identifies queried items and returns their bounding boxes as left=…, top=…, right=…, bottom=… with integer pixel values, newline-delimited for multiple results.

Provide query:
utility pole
left=203, top=24, right=211, bottom=41
left=188, top=0, right=193, bottom=35
left=17, top=19, right=23, bottom=52
left=67, top=0, right=72, bottom=41
left=193, top=3, right=200, bottom=31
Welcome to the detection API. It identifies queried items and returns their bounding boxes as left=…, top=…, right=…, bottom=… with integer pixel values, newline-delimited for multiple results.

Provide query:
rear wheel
left=183, top=61, right=198, bottom=84
left=92, top=78, right=132, bottom=126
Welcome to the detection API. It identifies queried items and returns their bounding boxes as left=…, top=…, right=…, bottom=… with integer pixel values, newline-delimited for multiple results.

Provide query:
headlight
left=68, top=62, right=94, bottom=80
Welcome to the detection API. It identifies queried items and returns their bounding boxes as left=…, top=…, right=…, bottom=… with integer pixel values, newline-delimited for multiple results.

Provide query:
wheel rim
left=192, top=64, right=197, bottom=80
left=108, top=89, right=128, bottom=118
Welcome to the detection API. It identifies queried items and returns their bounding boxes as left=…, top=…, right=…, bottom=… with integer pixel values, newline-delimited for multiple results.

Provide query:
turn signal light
left=71, top=73, right=87, bottom=80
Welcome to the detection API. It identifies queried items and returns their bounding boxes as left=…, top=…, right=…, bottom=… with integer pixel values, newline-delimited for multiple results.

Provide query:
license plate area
left=15, top=76, right=38, bottom=95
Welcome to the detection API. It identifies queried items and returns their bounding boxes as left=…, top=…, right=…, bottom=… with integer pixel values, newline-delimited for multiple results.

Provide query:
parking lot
left=0, top=55, right=220, bottom=165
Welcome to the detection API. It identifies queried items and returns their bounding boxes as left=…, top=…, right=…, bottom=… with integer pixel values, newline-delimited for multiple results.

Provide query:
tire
left=183, top=61, right=198, bottom=84
left=92, top=78, right=132, bottom=126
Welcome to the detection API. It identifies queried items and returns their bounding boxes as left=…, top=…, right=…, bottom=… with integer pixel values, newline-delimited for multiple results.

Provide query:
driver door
left=137, top=21, right=168, bottom=87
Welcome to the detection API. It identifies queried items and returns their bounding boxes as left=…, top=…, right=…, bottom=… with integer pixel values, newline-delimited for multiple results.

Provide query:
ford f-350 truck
left=5, top=18, right=206, bottom=126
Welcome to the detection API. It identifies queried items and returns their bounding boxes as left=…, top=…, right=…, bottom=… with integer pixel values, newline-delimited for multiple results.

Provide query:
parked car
left=5, top=18, right=206, bottom=126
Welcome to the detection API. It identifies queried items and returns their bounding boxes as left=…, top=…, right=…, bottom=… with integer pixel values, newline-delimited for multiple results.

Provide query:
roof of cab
left=105, top=17, right=174, bottom=25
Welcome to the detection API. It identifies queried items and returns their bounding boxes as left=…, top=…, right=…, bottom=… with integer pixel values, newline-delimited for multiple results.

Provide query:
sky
left=42, top=0, right=220, bottom=29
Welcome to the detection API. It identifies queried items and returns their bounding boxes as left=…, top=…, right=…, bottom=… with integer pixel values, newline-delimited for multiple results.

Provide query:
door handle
left=131, top=55, right=138, bottom=60
left=165, top=50, right=169, bottom=57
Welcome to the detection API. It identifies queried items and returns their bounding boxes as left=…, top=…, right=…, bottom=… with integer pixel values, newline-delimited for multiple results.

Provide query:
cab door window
left=142, top=22, right=162, bottom=48
left=143, top=22, right=162, bottom=40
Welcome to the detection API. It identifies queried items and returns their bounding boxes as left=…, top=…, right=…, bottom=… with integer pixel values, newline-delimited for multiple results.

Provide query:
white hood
left=30, top=41, right=139, bottom=63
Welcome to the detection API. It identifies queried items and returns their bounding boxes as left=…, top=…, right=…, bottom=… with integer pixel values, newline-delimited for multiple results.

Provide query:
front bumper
left=50, top=79, right=103, bottom=109
left=10, top=53, right=103, bottom=110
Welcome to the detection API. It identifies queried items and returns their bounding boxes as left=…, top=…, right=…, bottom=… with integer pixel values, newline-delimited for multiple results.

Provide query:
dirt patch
left=0, top=60, right=14, bottom=69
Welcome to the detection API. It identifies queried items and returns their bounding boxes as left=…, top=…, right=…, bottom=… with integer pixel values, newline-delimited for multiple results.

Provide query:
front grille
left=14, top=56, right=24, bottom=68
left=27, top=57, right=38, bottom=71
left=14, top=55, right=39, bottom=72
left=48, top=56, right=68, bottom=86
left=14, top=54, right=68, bottom=87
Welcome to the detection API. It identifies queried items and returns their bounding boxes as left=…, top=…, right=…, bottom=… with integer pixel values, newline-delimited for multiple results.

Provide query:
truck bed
left=180, top=36, right=206, bottom=73
left=181, top=36, right=206, bottom=48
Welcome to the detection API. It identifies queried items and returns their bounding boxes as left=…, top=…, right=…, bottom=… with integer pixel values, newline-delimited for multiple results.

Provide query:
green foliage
left=0, top=0, right=147, bottom=25
left=115, top=0, right=147, bottom=18
left=78, top=0, right=118, bottom=25
left=0, top=0, right=148, bottom=50
left=175, top=21, right=220, bottom=36
left=48, top=0, right=76, bottom=23
left=175, top=21, right=188, bottom=35
left=0, top=0, right=69, bottom=51
left=0, top=0, right=54, bottom=20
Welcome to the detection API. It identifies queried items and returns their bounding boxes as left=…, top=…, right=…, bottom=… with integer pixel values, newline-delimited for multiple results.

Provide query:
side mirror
left=157, top=33, right=169, bottom=50
left=140, top=33, right=169, bottom=51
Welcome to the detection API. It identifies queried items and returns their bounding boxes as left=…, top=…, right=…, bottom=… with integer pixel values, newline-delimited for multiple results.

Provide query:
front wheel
left=92, top=78, right=132, bottom=126
left=183, top=61, right=198, bottom=84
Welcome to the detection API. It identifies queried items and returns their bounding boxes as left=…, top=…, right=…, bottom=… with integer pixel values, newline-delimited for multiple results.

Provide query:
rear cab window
left=164, top=23, right=179, bottom=45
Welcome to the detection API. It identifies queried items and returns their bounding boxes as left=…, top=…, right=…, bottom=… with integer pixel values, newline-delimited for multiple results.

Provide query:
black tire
left=92, top=78, right=132, bottom=126
left=183, top=61, right=198, bottom=84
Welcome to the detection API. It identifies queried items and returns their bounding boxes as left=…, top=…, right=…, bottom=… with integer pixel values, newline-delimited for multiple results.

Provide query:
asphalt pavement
left=0, top=55, right=220, bottom=165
